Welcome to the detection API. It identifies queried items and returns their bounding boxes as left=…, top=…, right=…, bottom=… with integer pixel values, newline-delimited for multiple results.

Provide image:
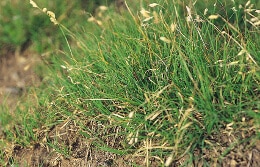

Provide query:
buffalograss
left=1, top=0, right=259, bottom=166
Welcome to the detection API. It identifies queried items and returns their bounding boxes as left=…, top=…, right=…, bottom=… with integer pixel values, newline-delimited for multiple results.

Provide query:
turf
left=0, top=0, right=259, bottom=166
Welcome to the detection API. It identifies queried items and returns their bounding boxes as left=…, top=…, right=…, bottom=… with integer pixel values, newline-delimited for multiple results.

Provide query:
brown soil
left=3, top=118, right=260, bottom=166
left=190, top=119, right=260, bottom=167
left=8, top=121, right=143, bottom=167
left=0, top=49, right=40, bottom=110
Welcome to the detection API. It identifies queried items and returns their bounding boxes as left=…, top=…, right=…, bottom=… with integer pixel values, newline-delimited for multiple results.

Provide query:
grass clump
left=1, top=0, right=260, bottom=166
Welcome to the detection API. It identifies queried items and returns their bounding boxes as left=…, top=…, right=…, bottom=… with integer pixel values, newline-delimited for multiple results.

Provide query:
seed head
left=208, top=14, right=219, bottom=20
left=30, top=0, right=38, bottom=8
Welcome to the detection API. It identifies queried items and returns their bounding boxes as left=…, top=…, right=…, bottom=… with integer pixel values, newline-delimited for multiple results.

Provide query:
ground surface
left=4, top=118, right=260, bottom=166
left=1, top=50, right=259, bottom=166
left=0, top=49, right=40, bottom=110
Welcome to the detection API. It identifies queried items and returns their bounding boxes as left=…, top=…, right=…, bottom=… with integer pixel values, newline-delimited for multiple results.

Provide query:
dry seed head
left=128, top=111, right=134, bottom=118
left=204, top=8, right=208, bottom=15
left=99, top=5, right=108, bottom=11
left=42, top=8, right=47, bottom=13
left=140, top=8, right=150, bottom=18
left=143, top=16, right=153, bottom=22
left=29, top=1, right=58, bottom=25
left=60, top=65, right=67, bottom=69
left=160, top=37, right=171, bottom=43
left=50, top=17, right=58, bottom=25
left=128, top=138, right=134, bottom=145
left=46, top=11, right=58, bottom=25
left=186, top=6, right=191, bottom=16
left=253, top=20, right=260, bottom=26
left=153, top=11, right=159, bottom=24
left=245, top=1, right=251, bottom=7
left=250, top=17, right=259, bottom=22
left=87, top=17, right=103, bottom=26
left=185, top=6, right=193, bottom=22
left=149, top=3, right=159, bottom=8
left=30, top=0, right=38, bottom=8
left=46, top=11, right=59, bottom=25
left=208, top=14, right=219, bottom=20
left=97, top=12, right=103, bottom=18
left=96, top=20, right=103, bottom=26
left=127, top=132, right=134, bottom=145
left=88, top=16, right=96, bottom=22
left=47, top=11, right=56, bottom=19
left=226, top=122, right=234, bottom=130
left=170, top=23, right=176, bottom=32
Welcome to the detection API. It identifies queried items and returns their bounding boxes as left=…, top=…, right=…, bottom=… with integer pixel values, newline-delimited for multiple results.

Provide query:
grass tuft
left=0, top=0, right=259, bottom=166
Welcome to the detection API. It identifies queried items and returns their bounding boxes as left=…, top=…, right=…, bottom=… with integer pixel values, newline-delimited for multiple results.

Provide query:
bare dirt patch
left=0, top=49, right=40, bottom=109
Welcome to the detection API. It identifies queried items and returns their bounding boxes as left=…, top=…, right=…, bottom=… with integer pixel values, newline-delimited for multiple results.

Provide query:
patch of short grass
left=1, top=0, right=259, bottom=166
